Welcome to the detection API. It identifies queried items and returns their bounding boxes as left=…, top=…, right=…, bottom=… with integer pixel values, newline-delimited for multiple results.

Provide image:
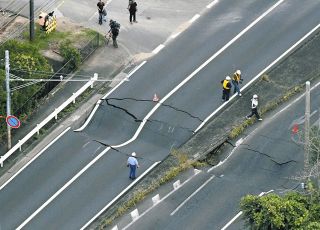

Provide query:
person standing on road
left=109, top=19, right=120, bottom=48
left=232, top=69, right=242, bottom=97
left=221, top=76, right=232, bottom=101
left=246, top=94, right=262, bottom=121
left=127, top=152, right=139, bottom=179
left=97, top=0, right=106, bottom=25
left=128, top=0, right=138, bottom=24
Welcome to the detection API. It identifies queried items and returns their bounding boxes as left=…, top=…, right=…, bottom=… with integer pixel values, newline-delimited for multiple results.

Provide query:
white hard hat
left=131, top=152, right=136, bottom=157
left=226, top=76, right=231, bottom=81
left=236, top=70, right=241, bottom=75
left=253, top=94, right=258, bottom=99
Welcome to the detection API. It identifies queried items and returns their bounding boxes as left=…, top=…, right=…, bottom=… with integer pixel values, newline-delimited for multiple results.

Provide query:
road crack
left=243, top=147, right=297, bottom=166
left=104, top=97, right=204, bottom=123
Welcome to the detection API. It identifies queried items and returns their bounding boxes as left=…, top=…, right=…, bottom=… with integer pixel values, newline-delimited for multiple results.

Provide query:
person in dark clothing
left=97, top=0, right=105, bottom=25
left=128, top=0, right=137, bottom=24
left=109, top=19, right=120, bottom=48
left=221, top=76, right=232, bottom=101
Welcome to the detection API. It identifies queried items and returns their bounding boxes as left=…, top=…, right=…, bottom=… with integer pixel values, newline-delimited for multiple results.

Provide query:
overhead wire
left=0, top=0, right=63, bottom=47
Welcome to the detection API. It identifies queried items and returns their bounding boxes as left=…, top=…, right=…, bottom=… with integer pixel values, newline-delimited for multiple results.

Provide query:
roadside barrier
left=0, top=74, right=98, bottom=167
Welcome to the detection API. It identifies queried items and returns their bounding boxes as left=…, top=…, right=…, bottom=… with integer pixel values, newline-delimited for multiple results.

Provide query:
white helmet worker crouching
left=226, top=76, right=231, bottom=81
left=253, top=94, right=258, bottom=99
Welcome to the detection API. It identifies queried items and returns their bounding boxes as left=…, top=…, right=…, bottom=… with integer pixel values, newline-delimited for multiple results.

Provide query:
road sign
left=6, top=115, right=21, bottom=128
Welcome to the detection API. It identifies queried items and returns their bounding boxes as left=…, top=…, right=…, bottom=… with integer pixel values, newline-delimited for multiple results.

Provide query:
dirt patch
left=0, top=15, right=29, bottom=43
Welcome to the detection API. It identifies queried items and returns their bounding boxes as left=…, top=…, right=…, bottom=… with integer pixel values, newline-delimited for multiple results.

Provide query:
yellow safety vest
left=223, top=80, right=230, bottom=90
left=233, top=73, right=241, bottom=82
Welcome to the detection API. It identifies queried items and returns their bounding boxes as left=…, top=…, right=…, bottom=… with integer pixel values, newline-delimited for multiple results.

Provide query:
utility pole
left=5, top=50, right=11, bottom=150
left=30, top=0, right=34, bottom=41
left=305, top=81, right=310, bottom=172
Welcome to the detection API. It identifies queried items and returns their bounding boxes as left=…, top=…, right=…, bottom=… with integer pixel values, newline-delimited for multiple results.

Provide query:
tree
left=240, top=191, right=320, bottom=230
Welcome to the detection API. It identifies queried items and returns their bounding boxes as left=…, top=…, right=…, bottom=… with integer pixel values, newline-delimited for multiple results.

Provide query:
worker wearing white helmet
left=127, top=152, right=139, bottom=179
left=232, top=69, right=243, bottom=97
left=221, top=76, right=232, bottom=101
left=246, top=94, right=262, bottom=121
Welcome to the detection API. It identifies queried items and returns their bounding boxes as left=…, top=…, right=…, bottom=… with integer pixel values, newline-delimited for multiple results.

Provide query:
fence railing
left=0, top=74, right=98, bottom=167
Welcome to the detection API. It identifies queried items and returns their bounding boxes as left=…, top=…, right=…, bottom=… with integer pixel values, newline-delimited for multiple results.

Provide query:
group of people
left=97, top=0, right=138, bottom=48
left=221, top=70, right=262, bottom=121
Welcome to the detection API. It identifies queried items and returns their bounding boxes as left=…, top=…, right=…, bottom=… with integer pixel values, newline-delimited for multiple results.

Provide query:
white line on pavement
left=102, top=61, right=147, bottom=100
left=207, top=0, right=219, bottom=9
left=89, top=12, right=97, bottom=21
left=195, top=22, right=320, bottom=133
left=221, top=211, right=243, bottom=230
left=74, top=61, right=147, bottom=132
left=81, top=161, right=161, bottom=230
left=56, top=0, right=64, bottom=9
left=0, top=127, right=70, bottom=191
left=122, top=170, right=201, bottom=230
left=112, top=0, right=284, bottom=149
left=189, top=14, right=200, bottom=23
left=171, top=32, right=181, bottom=39
left=16, top=146, right=112, bottom=230
left=207, top=80, right=320, bottom=173
left=152, top=44, right=165, bottom=54
left=221, top=190, right=274, bottom=230
left=16, top=1, right=285, bottom=226
left=170, top=175, right=215, bottom=216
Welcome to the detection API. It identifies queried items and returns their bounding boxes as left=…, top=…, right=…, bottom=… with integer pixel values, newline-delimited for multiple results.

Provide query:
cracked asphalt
left=124, top=80, right=320, bottom=230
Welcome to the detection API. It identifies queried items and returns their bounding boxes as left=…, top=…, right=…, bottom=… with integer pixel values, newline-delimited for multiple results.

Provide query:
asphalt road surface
left=124, top=80, right=320, bottom=230
left=0, top=0, right=319, bottom=229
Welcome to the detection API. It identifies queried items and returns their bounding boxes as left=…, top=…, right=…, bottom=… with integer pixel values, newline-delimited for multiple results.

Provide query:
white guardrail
left=0, top=74, right=98, bottom=167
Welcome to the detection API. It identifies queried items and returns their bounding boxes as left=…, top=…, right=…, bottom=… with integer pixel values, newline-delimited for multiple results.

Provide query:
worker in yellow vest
left=232, top=69, right=242, bottom=96
left=221, top=76, right=232, bottom=101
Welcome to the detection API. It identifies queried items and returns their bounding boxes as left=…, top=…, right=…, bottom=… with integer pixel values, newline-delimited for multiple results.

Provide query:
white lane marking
left=102, top=61, right=147, bottom=100
left=171, top=32, right=181, bottom=39
left=17, top=1, right=284, bottom=226
left=81, top=161, right=161, bottom=230
left=196, top=22, right=320, bottom=133
left=152, top=44, right=165, bottom=54
left=220, top=190, right=273, bottom=230
left=89, top=12, right=97, bottom=21
left=112, top=0, right=284, bottom=149
left=16, top=146, right=112, bottom=230
left=221, top=211, right=243, bottom=230
left=170, top=175, right=215, bottom=216
left=207, top=81, right=320, bottom=173
left=74, top=101, right=101, bottom=132
left=189, top=14, right=200, bottom=23
left=207, top=0, right=219, bottom=9
left=0, top=127, right=71, bottom=191
left=75, top=61, right=147, bottom=132
left=122, top=170, right=201, bottom=230
left=56, top=0, right=64, bottom=8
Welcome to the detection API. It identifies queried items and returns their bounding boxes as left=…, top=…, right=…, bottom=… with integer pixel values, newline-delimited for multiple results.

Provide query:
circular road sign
left=6, top=115, right=21, bottom=128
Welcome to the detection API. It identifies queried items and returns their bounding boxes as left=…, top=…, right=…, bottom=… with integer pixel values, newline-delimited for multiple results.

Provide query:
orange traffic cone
left=153, top=93, right=159, bottom=102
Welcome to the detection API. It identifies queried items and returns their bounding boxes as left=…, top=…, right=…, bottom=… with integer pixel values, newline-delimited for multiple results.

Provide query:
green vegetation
left=99, top=150, right=207, bottom=229
left=23, top=24, right=71, bottom=50
left=240, top=190, right=320, bottom=230
left=0, top=40, right=53, bottom=141
left=59, top=40, right=82, bottom=70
